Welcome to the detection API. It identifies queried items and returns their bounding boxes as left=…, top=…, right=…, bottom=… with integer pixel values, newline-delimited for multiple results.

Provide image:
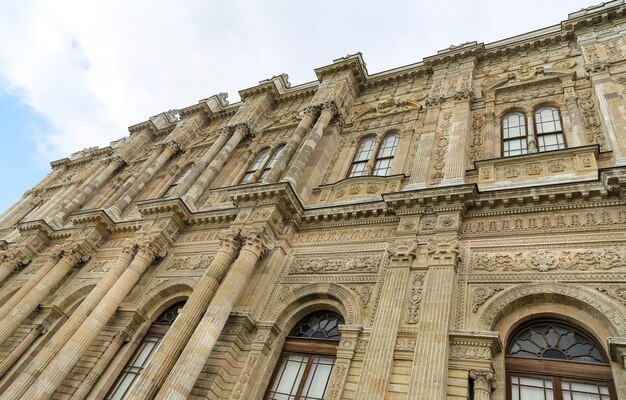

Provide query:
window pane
left=301, top=356, right=335, bottom=399
left=562, top=381, right=611, bottom=400
left=377, top=134, right=399, bottom=158
left=132, top=338, right=160, bottom=366
left=108, top=372, right=138, bottom=400
left=348, top=161, right=367, bottom=178
left=373, top=159, right=392, bottom=176
left=503, top=112, right=526, bottom=140
left=266, top=146, right=285, bottom=169
left=511, top=376, right=554, bottom=400
left=354, top=138, right=375, bottom=161
left=250, top=150, right=269, bottom=171
left=267, top=354, right=307, bottom=400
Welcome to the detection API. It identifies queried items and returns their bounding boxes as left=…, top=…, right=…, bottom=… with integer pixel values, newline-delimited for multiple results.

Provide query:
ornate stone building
left=1, top=2, right=626, bottom=399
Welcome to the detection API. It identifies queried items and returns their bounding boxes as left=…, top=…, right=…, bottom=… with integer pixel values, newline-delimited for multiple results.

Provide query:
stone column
left=406, top=102, right=442, bottom=189
left=364, top=136, right=383, bottom=175
left=124, top=228, right=241, bottom=399
left=263, top=106, right=319, bottom=183
left=482, top=102, right=497, bottom=159
left=19, top=242, right=162, bottom=399
left=527, top=114, right=538, bottom=153
left=107, top=141, right=181, bottom=219
left=325, top=325, right=361, bottom=400
left=563, top=86, right=583, bottom=147
left=69, top=332, right=130, bottom=400
left=1, top=246, right=137, bottom=399
left=155, top=226, right=270, bottom=400
left=182, top=124, right=249, bottom=207
left=407, top=238, right=459, bottom=400
left=0, top=323, right=46, bottom=378
left=50, top=156, right=126, bottom=227
left=171, top=128, right=232, bottom=196
left=101, top=145, right=163, bottom=209
left=229, top=322, right=280, bottom=400
left=355, top=240, right=417, bottom=399
left=0, top=249, right=28, bottom=286
left=469, top=370, right=496, bottom=400
left=282, top=101, right=338, bottom=185
left=0, top=246, right=85, bottom=346
left=442, top=94, right=472, bottom=185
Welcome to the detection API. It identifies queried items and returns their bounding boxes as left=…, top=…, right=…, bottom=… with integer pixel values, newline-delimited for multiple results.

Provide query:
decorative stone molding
left=577, top=90, right=608, bottom=150
left=596, top=286, right=626, bottom=305
left=476, top=145, right=599, bottom=191
left=449, top=330, right=501, bottom=362
left=477, top=283, right=626, bottom=335
left=166, top=254, right=214, bottom=271
left=469, top=111, right=484, bottom=163
left=430, top=110, right=453, bottom=184
left=472, top=287, right=504, bottom=312
left=472, top=247, right=626, bottom=272
left=288, top=255, right=382, bottom=274
left=427, top=237, right=459, bottom=262
left=388, top=239, right=417, bottom=261
left=407, top=273, right=424, bottom=324
left=314, top=174, right=403, bottom=204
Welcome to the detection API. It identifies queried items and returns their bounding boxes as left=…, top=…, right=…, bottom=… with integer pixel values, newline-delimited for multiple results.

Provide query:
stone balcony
left=475, top=145, right=600, bottom=191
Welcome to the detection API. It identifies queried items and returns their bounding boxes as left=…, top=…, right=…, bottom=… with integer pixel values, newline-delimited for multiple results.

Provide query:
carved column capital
left=388, top=239, right=417, bottom=265
left=217, top=227, right=242, bottom=256
left=157, top=140, right=183, bottom=155
left=102, top=155, right=127, bottom=169
left=302, top=104, right=321, bottom=119
left=112, top=330, right=132, bottom=345
left=470, top=369, right=496, bottom=392
left=427, top=237, right=459, bottom=263
left=240, top=225, right=273, bottom=257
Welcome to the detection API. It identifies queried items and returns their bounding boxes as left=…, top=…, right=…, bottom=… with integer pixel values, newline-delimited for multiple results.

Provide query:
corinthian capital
left=320, top=100, right=340, bottom=117
left=157, top=140, right=182, bottom=155
left=388, top=239, right=417, bottom=260
left=217, top=226, right=242, bottom=256
left=240, top=225, right=273, bottom=257
left=427, top=237, right=459, bottom=261
left=102, top=155, right=127, bottom=169
left=469, top=370, right=496, bottom=391
left=302, top=104, right=321, bottom=118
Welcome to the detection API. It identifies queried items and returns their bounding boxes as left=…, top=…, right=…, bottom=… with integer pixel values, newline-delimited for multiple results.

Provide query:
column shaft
left=172, top=129, right=231, bottom=196
left=0, top=257, right=58, bottom=321
left=155, top=248, right=261, bottom=400
left=2, top=251, right=135, bottom=398
left=282, top=107, right=334, bottom=185
left=69, top=333, right=127, bottom=400
left=263, top=110, right=317, bottom=183
left=108, top=143, right=179, bottom=218
left=183, top=127, right=246, bottom=206
left=20, top=248, right=156, bottom=399
left=0, top=324, right=44, bottom=378
left=0, top=254, right=78, bottom=345
left=442, top=102, right=471, bottom=185
left=0, top=257, right=21, bottom=286
left=125, top=247, right=237, bottom=399
left=407, top=265, right=456, bottom=400
left=407, top=106, right=440, bottom=188
left=470, top=370, right=495, bottom=400
left=355, top=266, right=410, bottom=398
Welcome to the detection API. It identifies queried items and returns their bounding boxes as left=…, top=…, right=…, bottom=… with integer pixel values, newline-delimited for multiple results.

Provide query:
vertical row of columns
left=3, top=246, right=137, bottom=397
left=407, top=240, right=459, bottom=400
left=282, top=101, right=338, bottom=185
left=8, top=242, right=161, bottom=399
left=124, top=228, right=241, bottom=399
left=105, top=141, right=181, bottom=219
left=155, top=226, right=270, bottom=400
left=0, top=246, right=86, bottom=344
left=355, top=240, right=417, bottom=398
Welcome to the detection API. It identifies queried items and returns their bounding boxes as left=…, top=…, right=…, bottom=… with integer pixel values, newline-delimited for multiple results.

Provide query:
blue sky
left=0, top=0, right=600, bottom=214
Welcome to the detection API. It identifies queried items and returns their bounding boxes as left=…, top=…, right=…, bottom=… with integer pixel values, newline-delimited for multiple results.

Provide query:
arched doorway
left=506, top=319, right=616, bottom=399
left=265, top=310, right=344, bottom=400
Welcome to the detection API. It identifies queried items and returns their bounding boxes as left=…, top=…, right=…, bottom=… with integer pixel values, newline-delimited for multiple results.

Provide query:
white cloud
left=0, top=0, right=597, bottom=164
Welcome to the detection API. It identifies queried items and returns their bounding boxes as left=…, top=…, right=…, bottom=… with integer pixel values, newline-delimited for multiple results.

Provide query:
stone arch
left=51, top=282, right=96, bottom=312
left=266, top=283, right=364, bottom=328
left=478, top=282, right=626, bottom=337
left=137, top=278, right=194, bottom=321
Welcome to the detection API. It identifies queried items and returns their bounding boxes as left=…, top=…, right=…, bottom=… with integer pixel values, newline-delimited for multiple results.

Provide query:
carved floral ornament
left=289, top=255, right=382, bottom=275
left=352, top=97, right=421, bottom=121
left=472, top=248, right=625, bottom=272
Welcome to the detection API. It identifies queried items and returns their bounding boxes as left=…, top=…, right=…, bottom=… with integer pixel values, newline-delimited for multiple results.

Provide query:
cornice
left=135, top=197, right=192, bottom=223
left=15, top=219, right=55, bottom=237
left=228, top=182, right=304, bottom=217
left=179, top=101, right=211, bottom=118
left=128, top=119, right=158, bottom=135
left=314, top=53, right=368, bottom=85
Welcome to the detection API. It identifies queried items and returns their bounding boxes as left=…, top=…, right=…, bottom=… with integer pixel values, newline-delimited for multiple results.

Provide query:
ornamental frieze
left=289, top=255, right=382, bottom=275
left=293, top=226, right=396, bottom=243
left=166, top=254, right=214, bottom=271
left=472, top=248, right=626, bottom=272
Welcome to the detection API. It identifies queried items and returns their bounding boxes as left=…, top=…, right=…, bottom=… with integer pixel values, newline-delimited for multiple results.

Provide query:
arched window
left=373, top=133, right=399, bottom=176
left=506, top=320, right=616, bottom=400
left=261, top=145, right=285, bottom=181
left=265, top=311, right=344, bottom=400
left=535, top=106, right=565, bottom=152
left=107, top=302, right=185, bottom=400
left=163, top=165, right=192, bottom=197
left=348, top=137, right=376, bottom=178
left=502, top=112, right=528, bottom=157
left=241, top=149, right=270, bottom=183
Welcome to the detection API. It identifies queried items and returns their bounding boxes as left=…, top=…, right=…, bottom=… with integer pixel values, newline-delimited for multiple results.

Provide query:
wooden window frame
left=372, top=132, right=399, bottom=177
left=502, top=111, right=529, bottom=158
left=533, top=106, right=567, bottom=153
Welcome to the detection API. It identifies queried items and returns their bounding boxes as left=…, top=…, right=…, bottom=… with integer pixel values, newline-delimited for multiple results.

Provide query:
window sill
left=474, top=145, right=600, bottom=191
left=313, top=174, right=405, bottom=205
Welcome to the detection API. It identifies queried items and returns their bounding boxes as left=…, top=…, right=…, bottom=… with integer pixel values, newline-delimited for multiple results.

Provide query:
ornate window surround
left=347, top=130, right=400, bottom=178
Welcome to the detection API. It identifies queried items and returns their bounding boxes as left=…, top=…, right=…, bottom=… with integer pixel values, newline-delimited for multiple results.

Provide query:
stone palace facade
left=2, top=2, right=626, bottom=399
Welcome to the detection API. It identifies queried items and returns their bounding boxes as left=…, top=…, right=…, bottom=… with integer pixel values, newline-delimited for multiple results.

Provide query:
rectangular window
left=511, top=376, right=554, bottom=400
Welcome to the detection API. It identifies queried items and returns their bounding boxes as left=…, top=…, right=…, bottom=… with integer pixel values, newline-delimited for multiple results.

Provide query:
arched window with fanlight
left=506, top=320, right=616, bottom=400
left=502, top=112, right=528, bottom=157
left=106, top=302, right=185, bottom=400
left=265, top=311, right=344, bottom=400
left=348, top=137, right=376, bottom=178
left=373, top=132, right=399, bottom=176
left=534, top=106, right=566, bottom=152
left=241, top=149, right=270, bottom=183
left=163, top=165, right=193, bottom=198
